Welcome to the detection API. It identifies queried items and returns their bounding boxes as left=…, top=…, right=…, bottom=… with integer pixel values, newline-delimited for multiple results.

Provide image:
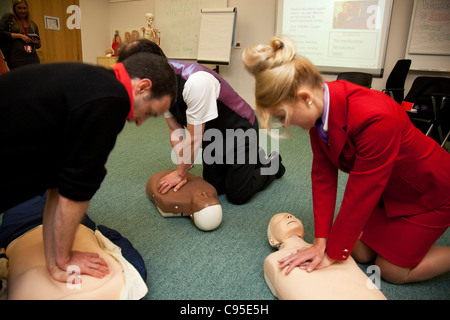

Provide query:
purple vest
left=169, top=60, right=255, bottom=126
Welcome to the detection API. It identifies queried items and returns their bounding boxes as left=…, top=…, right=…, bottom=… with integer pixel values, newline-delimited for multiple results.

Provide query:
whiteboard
left=405, top=0, right=450, bottom=72
left=197, top=8, right=237, bottom=65
left=155, top=0, right=227, bottom=60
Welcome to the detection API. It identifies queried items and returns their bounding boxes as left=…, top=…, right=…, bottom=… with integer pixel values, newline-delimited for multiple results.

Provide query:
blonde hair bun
left=243, top=36, right=323, bottom=131
left=243, top=36, right=296, bottom=76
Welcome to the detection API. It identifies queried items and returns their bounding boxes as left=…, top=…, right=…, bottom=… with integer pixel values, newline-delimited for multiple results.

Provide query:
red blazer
left=310, top=81, right=450, bottom=261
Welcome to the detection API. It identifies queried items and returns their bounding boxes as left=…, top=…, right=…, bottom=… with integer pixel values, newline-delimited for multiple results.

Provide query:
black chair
left=337, top=72, right=373, bottom=88
left=382, top=59, right=411, bottom=104
left=404, top=76, right=450, bottom=147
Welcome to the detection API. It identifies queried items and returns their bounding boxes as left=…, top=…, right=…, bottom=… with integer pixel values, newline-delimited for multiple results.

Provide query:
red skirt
left=360, top=200, right=450, bottom=268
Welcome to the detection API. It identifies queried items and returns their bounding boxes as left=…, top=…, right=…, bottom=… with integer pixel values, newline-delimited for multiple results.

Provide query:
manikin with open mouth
left=264, top=212, right=386, bottom=300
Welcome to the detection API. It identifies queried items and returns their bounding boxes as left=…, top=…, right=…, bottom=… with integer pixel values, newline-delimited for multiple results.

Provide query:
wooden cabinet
left=97, top=56, right=117, bottom=69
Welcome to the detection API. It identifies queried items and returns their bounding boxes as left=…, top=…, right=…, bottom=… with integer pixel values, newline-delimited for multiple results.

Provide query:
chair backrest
left=337, top=72, right=373, bottom=88
left=405, top=76, right=450, bottom=146
left=384, top=59, right=411, bottom=104
left=405, top=76, right=450, bottom=106
left=385, top=59, right=411, bottom=89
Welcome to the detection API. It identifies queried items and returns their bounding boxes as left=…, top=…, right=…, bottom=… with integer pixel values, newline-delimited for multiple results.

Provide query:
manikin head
left=146, top=171, right=222, bottom=231
left=190, top=205, right=222, bottom=231
left=267, top=213, right=304, bottom=249
left=155, top=201, right=222, bottom=232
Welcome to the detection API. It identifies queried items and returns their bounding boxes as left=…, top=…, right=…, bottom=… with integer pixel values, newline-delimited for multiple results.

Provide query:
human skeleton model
left=141, top=13, right=160, bottom=45
left=146, top=170, right=222, bottom=231
left=264, top=213, right=387, bottom=300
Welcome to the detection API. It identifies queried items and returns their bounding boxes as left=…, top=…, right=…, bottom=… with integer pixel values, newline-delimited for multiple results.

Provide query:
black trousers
left=201, top=121, right=277, bottom=205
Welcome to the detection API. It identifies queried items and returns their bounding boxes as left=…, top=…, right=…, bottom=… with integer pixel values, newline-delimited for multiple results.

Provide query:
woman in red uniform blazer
left=243, top=36, right=450, bottom=284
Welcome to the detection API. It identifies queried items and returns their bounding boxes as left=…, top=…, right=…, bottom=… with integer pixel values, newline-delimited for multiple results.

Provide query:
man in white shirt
left=118, top=39, right=285, bottom=205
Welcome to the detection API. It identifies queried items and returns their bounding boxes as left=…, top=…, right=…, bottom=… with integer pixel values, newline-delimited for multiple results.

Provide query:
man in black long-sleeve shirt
left=0, top=52, right=176, bottom=283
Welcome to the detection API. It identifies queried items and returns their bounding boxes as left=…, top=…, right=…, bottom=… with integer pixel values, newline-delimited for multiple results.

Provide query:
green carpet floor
left=88, top=116, right=449, bottom=300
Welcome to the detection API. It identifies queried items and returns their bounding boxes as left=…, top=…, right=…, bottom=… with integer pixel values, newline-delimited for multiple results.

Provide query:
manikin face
left=268, top=213, right=304, bottom=248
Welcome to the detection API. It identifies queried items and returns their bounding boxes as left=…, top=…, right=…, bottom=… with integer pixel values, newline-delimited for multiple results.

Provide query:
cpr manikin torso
left=6, top=225, right=124, bottom=300
left=264, top=213, right=387, bottom=300
left=146, top=170, right=222, bottom=231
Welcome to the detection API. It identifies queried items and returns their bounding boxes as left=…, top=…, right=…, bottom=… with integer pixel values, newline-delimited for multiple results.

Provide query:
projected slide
left=278, top=0, right=393, bottom=75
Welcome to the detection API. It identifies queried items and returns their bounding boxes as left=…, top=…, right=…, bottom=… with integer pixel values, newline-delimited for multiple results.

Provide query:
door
left=27, top=0, right=82, bottom=63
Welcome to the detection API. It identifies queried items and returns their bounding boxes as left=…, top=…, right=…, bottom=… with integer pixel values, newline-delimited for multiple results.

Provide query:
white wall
left=79, top=0, right=154, bottom=65
left=79, top=0, right=448, bottom=98
left=79, top=0, right=111, bottom=65
left=220, top=0, right=277, bottom=105
left=108, top=0, right=155, bottom=38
